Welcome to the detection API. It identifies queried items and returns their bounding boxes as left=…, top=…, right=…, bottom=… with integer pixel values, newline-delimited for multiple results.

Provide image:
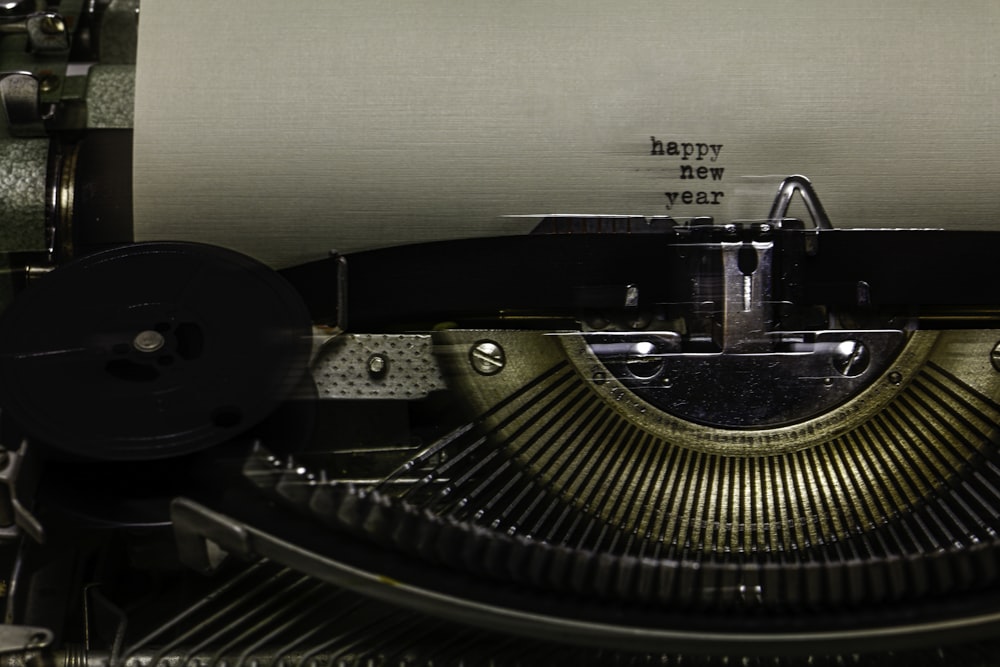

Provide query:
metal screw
left=367, top=353, right=388, bottom=377
left=39, top=15, right=65, bottom=35
left=831, top=340, right=870, bottom=377
left=586, top=316, right=609, bottom=330
left=628, top=313, right=651, bottom=330
left=888, top=371, right=903, bottom=386
left=470, top=341, right=505, bottom=375
left=627, top=340, right=663, bottom=379
left=38, top=75, right=59, bottom=93
left=991, top=342, right=1000, bottom=372
left=133, top=330, right=166, bottom=353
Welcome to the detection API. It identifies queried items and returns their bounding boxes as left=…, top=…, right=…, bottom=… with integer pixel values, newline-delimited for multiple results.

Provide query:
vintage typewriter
left=2, top=2, right=1000, bottom=666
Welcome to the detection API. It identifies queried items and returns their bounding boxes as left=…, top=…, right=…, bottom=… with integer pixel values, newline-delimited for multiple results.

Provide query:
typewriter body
left=2, top=2, right=1000, bottom=666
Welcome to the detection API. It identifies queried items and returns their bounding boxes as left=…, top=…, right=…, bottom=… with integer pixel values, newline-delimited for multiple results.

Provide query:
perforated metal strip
left=311, top=334, right=446, bottom=400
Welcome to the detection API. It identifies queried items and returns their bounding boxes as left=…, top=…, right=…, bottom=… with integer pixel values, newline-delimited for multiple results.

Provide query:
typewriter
left=1, top=2, right=1000, bottom=666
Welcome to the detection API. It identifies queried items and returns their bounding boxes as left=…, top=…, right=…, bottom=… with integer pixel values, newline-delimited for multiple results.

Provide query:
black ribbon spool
left=0, top=242, right=312, bottom=460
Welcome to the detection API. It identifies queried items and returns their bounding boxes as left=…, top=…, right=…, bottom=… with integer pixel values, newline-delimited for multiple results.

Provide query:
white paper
left=134, top=1, right=1000, bottom=267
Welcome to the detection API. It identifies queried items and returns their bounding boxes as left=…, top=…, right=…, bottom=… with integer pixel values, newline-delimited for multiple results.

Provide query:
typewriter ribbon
left=0, top=243, right=312, bottom=460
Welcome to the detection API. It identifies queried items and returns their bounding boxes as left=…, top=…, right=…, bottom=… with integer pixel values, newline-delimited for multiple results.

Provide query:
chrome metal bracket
left=768, top=174, right=833, bottom=230
left=0, top=72, right=53, bottom=137
left=0, top=440, right=45, bottom=544
left=0, top=624, right=52, bottom=655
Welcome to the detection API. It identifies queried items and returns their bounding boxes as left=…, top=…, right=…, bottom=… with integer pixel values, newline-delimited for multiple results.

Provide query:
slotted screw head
left=470, top=341, right=505, bottom=375
left=832, top=340, right=870, bottom=377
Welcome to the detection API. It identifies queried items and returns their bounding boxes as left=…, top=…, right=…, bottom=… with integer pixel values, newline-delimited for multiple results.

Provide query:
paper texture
left=134, top=1, right=1000, bottom=267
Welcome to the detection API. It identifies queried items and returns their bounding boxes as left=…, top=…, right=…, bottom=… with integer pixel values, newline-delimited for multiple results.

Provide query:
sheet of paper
left=134, top=1, right=1000, bottom=267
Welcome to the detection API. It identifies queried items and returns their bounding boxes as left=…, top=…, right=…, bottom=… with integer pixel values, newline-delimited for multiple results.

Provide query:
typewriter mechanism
left=0, top=172, right=999, bottom=665
left=3, top=2, right=1000, bottom=666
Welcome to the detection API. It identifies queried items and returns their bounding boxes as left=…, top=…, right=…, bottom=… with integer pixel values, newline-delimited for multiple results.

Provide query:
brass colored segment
left=435, top=330, right=1000, bottom=553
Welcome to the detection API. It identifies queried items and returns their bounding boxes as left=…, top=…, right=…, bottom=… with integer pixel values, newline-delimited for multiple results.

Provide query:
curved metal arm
left=767, top=175, right=833, bottom=229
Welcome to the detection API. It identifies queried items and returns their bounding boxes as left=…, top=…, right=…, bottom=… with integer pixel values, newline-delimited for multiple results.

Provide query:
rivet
left=133, top=330, right=166, bottom=353
left=367, top=353, right=388, bottom=377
